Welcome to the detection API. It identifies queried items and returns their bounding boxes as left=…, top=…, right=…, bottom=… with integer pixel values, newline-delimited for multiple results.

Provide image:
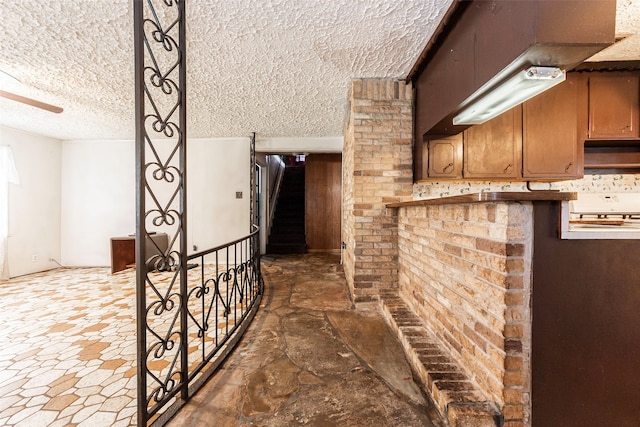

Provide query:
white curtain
left=1, top=146, right=19, bottom=280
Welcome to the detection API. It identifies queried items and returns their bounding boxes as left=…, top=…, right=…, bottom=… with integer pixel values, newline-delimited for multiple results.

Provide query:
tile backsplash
left=413, top=174, right=640, bottom=199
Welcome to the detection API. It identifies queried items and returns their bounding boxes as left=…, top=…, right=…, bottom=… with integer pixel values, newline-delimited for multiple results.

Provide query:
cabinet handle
left=442, top=162, right=454, bottom=173
left=504, top=163, right=512, bottom=173
left=565, top=162, right=573, bottom=172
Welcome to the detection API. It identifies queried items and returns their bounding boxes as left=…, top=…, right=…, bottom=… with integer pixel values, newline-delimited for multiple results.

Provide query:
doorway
left=261, top=153, right=342, bottom=255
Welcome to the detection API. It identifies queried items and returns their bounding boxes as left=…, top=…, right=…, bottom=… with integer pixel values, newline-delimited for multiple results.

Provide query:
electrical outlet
left=32, top=254, right=39, bottom=262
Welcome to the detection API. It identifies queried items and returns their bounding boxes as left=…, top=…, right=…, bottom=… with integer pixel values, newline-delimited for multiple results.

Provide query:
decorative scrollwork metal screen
left=134, top=1, right=262, bottom=425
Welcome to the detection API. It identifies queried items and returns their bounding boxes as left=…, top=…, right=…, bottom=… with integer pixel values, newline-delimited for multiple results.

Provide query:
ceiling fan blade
left=0, top=90, right=63, bottom=113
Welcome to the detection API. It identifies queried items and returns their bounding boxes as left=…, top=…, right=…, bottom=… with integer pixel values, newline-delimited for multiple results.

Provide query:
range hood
left=410, top=0, right=617, bottom=139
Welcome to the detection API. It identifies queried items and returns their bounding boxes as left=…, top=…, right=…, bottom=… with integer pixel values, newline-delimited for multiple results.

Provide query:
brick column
left=342, top=79, right=413, bottom=302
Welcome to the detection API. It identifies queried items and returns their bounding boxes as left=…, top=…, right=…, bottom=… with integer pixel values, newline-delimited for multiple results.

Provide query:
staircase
left=266, top=165, right=307, bottom=254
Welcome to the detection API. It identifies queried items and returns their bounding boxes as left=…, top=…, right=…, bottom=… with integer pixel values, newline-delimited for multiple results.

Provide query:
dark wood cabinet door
left=523, top=74, right=584, bottom=179
left=588, top=71, right=640, bottom=139
left=427, top=134, right=462, bottom=178
left=463, top=106, right=522, bottom=179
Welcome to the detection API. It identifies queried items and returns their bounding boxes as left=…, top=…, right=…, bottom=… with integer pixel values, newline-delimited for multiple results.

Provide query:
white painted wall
left=187, top=138, right=250, bottom=254
left=2, top=126, right=62, bottom=277
left=61, top=140, right=135, bottom=266
left=3, top=130, right=323, bottom=274
left=255, top=154, right=282, bottom=254
left=60, top=137, right=251, bottom=267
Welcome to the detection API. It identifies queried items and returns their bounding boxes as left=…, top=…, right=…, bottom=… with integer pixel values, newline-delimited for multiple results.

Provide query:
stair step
left=273, top=215, right=303, bottom=222
left=275, top=205, right=303, bottom=211
left=276, top=199, right=304, bottom=204
left=268, top=164, right=306, bottom=254
left=377, top=294, right=502, bottom=426
left=274, top=212, right=304, bottom=218
left=268, top=235, right=306, bottom=244
left=272, top=226, right=303, bottom=233
left=266, top=242, right=307, bottom=254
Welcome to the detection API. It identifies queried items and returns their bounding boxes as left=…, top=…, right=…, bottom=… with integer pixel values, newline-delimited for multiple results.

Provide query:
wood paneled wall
left=305, top=153, right=342, bottom=251
left=532, top=202, right=640, bottom=425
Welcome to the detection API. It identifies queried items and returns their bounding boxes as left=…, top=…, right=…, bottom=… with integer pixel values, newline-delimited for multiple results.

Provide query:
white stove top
left=562, top=193, right=640, bottom=238
left=570, top=193, right=640, bottom=217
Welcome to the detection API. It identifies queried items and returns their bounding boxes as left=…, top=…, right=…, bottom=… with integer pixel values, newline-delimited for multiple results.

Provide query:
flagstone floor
left=0, top=255, right=443, bottom=427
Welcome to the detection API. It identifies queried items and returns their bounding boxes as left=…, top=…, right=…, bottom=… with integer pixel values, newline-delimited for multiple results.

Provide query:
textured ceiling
left=0, top=0, right=638, bottom=142
left=0, top=0, right=454, bottom=141
left=588, top=0, right=640, bottom=61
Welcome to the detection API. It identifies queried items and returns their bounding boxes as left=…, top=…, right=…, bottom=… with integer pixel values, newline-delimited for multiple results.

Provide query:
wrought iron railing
left=138, top=228, right=262, bottom=426
left=133, top=1, right=263, bottom=425
left=184, top=228, right=263, bottom=388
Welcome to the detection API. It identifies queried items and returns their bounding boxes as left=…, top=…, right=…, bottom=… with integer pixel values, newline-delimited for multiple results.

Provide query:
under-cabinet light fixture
left=452, top=66, right=565, bottom=125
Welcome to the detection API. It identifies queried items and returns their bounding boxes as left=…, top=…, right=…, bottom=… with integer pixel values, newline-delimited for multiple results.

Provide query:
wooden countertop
left=386, top=191, right=577, bottom=208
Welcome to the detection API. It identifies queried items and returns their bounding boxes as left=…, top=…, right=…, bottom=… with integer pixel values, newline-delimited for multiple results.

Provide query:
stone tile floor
left=0, top=267, right=139, bottom=426
left=168, top=253, right=443, bottom=426
left=0, top=254, right=443, bottom=426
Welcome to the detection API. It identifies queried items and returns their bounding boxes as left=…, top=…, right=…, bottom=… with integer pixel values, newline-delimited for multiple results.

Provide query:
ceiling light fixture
left=453, top=66, right=566, bottom=125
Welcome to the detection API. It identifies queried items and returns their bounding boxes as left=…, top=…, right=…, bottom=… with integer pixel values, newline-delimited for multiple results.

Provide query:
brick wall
left=342, top=91, right=356, bottom=294
left=342, top=79, right=414, bottom=301
left=397, top=202, right=533, bottom=427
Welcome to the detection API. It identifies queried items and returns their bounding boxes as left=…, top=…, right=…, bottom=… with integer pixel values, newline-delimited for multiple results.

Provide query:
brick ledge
left=377, top=291, right=503, bottom=427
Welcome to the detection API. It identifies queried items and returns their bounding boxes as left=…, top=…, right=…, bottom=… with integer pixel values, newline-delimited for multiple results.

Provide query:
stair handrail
left=268, top=155, right=286, bottom=231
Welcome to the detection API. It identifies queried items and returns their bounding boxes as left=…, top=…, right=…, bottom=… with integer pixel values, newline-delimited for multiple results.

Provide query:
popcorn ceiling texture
left=588, top=0, right=640, bottom=62
left=1, top=0, right=637, bottom=142
left=0, top=0, right=453, bottom=141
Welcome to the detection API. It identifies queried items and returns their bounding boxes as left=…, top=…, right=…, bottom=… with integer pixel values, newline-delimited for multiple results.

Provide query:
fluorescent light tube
left=453, top=66, right=566, bottom=125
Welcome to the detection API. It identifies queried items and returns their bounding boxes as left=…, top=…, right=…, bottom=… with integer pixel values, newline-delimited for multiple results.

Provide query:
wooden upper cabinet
left=428, top=134, right=463, bottom=178
left=588, top=71, right=640, bottom=139
left=415, top=70, right=638, bottom=181
left=463, top=105, right=522, bottom=179
left=522, top=73, right=584, bottom=179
